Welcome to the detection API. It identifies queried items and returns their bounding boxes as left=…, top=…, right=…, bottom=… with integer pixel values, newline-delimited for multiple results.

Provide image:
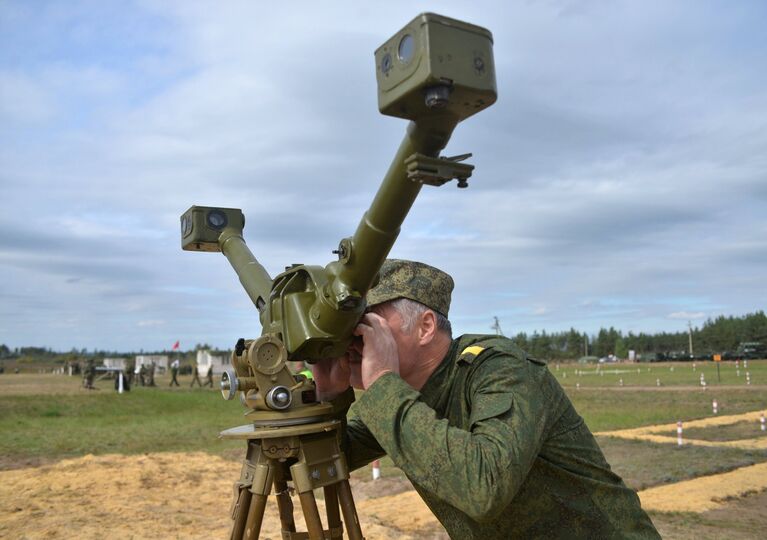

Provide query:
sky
left=1, top=0, right=765, bottom=352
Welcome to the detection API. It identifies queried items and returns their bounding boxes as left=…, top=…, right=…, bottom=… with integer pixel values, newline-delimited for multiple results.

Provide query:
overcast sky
left=1, top=0, right=765, bottom=352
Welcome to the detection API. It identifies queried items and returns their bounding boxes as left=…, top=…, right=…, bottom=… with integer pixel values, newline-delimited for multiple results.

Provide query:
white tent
left=103, top=357, right=127, bottom=370
left=196, top=350, right=230, bottom=375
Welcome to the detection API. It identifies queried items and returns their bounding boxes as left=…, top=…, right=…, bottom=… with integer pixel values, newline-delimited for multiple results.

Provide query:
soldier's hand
left=311, top=355, right=351, bottom=401
left=354, top=312, right=400, bottom=389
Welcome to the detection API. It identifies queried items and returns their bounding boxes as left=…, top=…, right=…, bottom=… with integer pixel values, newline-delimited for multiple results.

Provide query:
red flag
left=172, top=340, right=180, bottom=351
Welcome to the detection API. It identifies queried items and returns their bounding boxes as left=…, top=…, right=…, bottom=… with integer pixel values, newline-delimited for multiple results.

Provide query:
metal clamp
left=404, top=152, right=475, bottom=187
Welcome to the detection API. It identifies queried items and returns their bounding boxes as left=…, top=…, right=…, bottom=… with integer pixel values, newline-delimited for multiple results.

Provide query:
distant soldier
left=125, top=359, right=135, bottom=386
left=293, top=361, right=314, bottom=381
left=82, top=359, right=96, bottom=390
left=204, top=365, right=214, bottom=388
left=138, top=363, right=147, bottom=386
left=169, top=359, right=180, bottom=387
left=147, top=362, right=156, bottom=387
left=190, top=364, right=202, bottom=387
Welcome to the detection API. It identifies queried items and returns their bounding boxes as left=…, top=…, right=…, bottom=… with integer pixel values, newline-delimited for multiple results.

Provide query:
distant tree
left=614, top=337, right=628, bottom=359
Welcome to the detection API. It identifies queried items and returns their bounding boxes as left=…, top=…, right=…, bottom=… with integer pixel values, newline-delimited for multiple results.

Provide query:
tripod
left=223, top=419, right=364, bottom=540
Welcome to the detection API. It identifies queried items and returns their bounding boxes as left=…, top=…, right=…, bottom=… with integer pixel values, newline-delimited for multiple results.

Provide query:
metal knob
left=220, top=367, right=239, bottom=400
left=265, top=386, right=292, bottom=410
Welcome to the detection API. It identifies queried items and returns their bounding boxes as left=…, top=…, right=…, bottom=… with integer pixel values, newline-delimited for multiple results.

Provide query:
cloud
left=668, top=312, right=706, bottom=321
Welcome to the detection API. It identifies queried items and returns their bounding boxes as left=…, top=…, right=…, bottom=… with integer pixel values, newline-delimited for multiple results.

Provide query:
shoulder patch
left=458, top=345, right=486, bottom=363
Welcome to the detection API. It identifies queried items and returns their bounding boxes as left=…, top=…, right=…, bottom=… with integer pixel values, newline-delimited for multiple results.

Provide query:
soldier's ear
left=417, top=309, right=438, bottom=345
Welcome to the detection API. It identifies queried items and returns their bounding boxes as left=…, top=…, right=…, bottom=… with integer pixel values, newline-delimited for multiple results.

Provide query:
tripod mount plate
left=220, top=419, right=341, bottom=440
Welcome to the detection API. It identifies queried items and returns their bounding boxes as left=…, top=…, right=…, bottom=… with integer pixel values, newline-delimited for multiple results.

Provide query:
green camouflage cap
left=367, top=259, right=454, bottom=317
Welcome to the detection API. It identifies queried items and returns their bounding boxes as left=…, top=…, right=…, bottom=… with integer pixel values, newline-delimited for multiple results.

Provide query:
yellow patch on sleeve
left=461, top=346, right=485, bottom=357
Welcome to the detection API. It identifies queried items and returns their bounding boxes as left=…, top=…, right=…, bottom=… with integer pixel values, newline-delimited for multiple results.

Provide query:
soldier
left=313, top=260, right=660, bottom=539
left=147, top=362, right=156, bottom=387
left=125, top=359, right=135, bottom=387
left=82, top=359, right=96, bottom=390
left=204, top=365, right=214, bottom=388
left=190, top=364, right=202, bottom=387
left=169, top=359, right=180, bottom=387
left=138, top=363, right=147, bottom=386
left=293, top=361, right=314, bottom=381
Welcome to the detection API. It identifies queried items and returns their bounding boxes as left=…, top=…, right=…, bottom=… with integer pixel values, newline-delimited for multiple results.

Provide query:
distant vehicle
left=735, top=342, right=766, bottom=360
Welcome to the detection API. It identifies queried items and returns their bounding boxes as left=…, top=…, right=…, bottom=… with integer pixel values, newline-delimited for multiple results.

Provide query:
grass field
left=2, top=362, right=766, bottom=538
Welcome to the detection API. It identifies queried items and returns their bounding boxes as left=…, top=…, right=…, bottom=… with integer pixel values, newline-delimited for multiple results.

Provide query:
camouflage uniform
left=82, top=359, right=96, bottom=389
left=190, top=365, right=202, bottom=387
left=335, top=260, right=659, bottom=539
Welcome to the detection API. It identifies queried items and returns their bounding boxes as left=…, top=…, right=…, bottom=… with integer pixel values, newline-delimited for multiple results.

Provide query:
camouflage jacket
left=342, top=334, right=660, bottom=539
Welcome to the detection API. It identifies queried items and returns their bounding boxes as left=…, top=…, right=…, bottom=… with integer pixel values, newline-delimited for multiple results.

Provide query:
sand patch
left=596, top=410, right=767, bottom=450
left=638, top=463, right=767, bottom=513
left=0, top=452, right=437, bottom=539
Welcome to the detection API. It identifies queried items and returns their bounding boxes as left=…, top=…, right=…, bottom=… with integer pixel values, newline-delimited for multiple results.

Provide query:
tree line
left=510, top=311, right=767, bottom=361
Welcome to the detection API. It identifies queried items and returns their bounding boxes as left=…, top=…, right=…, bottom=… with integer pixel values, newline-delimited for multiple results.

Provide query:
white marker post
left=619, top=378, right=624, bottom=387
left=712, top=399, right=718, bottom=414
left=372, top=459, right=381, bottom=480
left=761, top=413, right=766, bottom=432
left=746, top=372, right=751, bottom=385
left=677, top=421, right=683, bottom=446
left=744, top=359, right=749, bottom=369
left=576, top=383, right=580, bottom=390
left=118, top=371, right=124, bottom=394
left=656, top=378, right=661, bottom=387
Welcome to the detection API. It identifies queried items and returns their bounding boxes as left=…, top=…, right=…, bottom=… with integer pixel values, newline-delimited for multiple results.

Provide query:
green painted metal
left=180, top=12, right=496, bottom=363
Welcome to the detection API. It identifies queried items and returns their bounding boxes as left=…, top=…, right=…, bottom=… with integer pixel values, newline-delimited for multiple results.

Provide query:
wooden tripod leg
left=323, top=484, right=343, bottom=540
left=298, top=490, right=326, bottom=540
left=274, top=479, right=296, bottom=534
left=243, top=493, right=269, bottom=540
left=337, top=479, right=363, bottom=540
left=230, top=486, right=253, bottom=540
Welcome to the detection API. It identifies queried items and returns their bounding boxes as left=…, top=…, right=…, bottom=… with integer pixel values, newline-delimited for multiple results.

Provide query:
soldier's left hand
left=353, top=312, right=400, bottom=388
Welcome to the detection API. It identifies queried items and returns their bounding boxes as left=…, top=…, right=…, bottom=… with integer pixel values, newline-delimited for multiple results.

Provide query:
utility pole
left=688, top=321, right=694, bottom=358
left=491, top=316, right=504, bottom=336
left=584, top=334, right=588, bottom=357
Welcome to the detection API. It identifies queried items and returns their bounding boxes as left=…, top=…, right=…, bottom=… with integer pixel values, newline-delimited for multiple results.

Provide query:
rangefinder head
left=180, top=205, right=245, bottom=252
left=375, top=12, right=497, bottom=122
